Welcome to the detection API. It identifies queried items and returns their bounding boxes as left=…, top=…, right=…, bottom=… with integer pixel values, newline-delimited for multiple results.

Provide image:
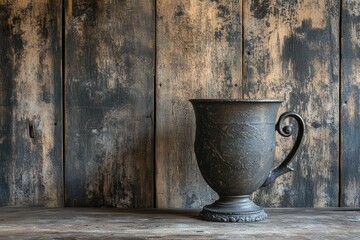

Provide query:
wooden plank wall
left=0, top=0, right=359, bottom=208
left=243, top=0, right=340, bottom=207
left=64, top=0, right=155, bottom=207
left=156, top=0, right=243, bottom=208
left=155, top=0, right=343, bottom=208
left=341, top=0, right=360, bottom=207
left=0, top=1, right=63, bottom=207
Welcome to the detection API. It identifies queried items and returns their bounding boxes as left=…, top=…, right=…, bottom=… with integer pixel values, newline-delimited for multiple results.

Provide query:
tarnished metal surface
left=190, top=99, right=305, bottom=222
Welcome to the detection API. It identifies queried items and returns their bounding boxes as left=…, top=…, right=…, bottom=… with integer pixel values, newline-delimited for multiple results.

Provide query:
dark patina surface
left=190, top=99, right=305, bottom=222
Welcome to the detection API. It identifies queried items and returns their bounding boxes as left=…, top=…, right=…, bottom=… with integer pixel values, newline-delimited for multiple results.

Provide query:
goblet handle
left=261, top=112, right=305, bottom=187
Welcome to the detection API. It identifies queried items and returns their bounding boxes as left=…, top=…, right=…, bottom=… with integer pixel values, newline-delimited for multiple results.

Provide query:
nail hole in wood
left=29, top=123, right=34, bottom=138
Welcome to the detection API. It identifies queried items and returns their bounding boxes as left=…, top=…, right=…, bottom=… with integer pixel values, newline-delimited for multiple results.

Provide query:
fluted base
left=199, top=196, right=267, bottom=222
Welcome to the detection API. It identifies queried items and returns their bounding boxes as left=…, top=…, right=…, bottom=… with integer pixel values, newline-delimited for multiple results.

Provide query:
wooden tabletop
left=0, top=208, right=359, bottom=239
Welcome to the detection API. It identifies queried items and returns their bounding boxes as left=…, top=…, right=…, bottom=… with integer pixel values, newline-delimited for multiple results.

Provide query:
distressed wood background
left=0, top=0, right=359, bottom=208
left=0, top=1, right=63, bottom=207
left=243, top=0, right=340, bottom=207
left=64, top=0, right=155, bottom=207
left=156, top=0, right=242, bottom=208
left=341, top=0, right=360, bottom=207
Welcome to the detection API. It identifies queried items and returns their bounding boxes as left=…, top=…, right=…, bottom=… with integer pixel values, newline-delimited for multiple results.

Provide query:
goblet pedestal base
left=199, top=196, right=267, bottom=222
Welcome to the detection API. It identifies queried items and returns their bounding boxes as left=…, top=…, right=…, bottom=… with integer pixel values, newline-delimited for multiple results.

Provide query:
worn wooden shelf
left=0, top=208, right=359, bottom=239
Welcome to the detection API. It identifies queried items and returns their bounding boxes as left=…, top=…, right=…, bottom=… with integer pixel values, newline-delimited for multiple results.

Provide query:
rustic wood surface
left=64, top=0, right=155, bottom=207
left=156, top=0, right=243, bottom=208
left=341, top=0, right=360, bottom=207
left=0, top=208, right=359, bottom=239
left=1, top=0, right=360, bottom=209
left=243, top=0, right=340, bottom=207
left=0, top=1, right=63, bottom=207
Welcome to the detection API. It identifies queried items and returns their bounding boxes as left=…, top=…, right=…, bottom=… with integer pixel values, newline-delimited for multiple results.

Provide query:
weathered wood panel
left=341, top=0, right=360, bottom=207
left=243, top=0, right=339, bottom=207
left=0, top=1, right=63, bottom=206
left=64, top=0, right=155, bottom=207
left=156, top=0, right=242, bottom=208
left=1, top=208, right=360, bottom=239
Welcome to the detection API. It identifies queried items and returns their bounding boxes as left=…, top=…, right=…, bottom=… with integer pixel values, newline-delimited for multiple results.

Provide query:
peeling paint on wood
left=0, top=1, right=63, bottom=206
left=341, top=0, right=360, bottom=207
left=64, top=0, right=155, bottom=207
left=243, top=0, right=339, bottom=207
left=156, top=0, right=242, bottom=208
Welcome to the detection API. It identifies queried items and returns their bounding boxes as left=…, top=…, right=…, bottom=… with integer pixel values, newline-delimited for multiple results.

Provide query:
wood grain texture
left=243, top=0, right=340, bottom=207
left=156, top=0, right=242, bottom=208
left=64, top=0, right=155, bottom=207
left=341, top=0, right=360, bottom=207
left=0, top=1, right=63, bottom=206
left=1, top=208, right=360, bottom=239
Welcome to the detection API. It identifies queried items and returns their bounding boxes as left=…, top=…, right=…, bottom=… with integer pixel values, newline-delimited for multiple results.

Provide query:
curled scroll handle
left=261, top=111, right=305, bottom=187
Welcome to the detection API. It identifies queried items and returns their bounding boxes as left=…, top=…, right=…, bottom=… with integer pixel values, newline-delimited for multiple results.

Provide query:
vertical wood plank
left=0, top=1, right=63, bottom=206
left=243, top=0, right=339, bottom=207
left=65, top=0, right=155, bottom=207
left=341, top=0, right=360, bottom=207
left=156, top=0, right=242, bottom=208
